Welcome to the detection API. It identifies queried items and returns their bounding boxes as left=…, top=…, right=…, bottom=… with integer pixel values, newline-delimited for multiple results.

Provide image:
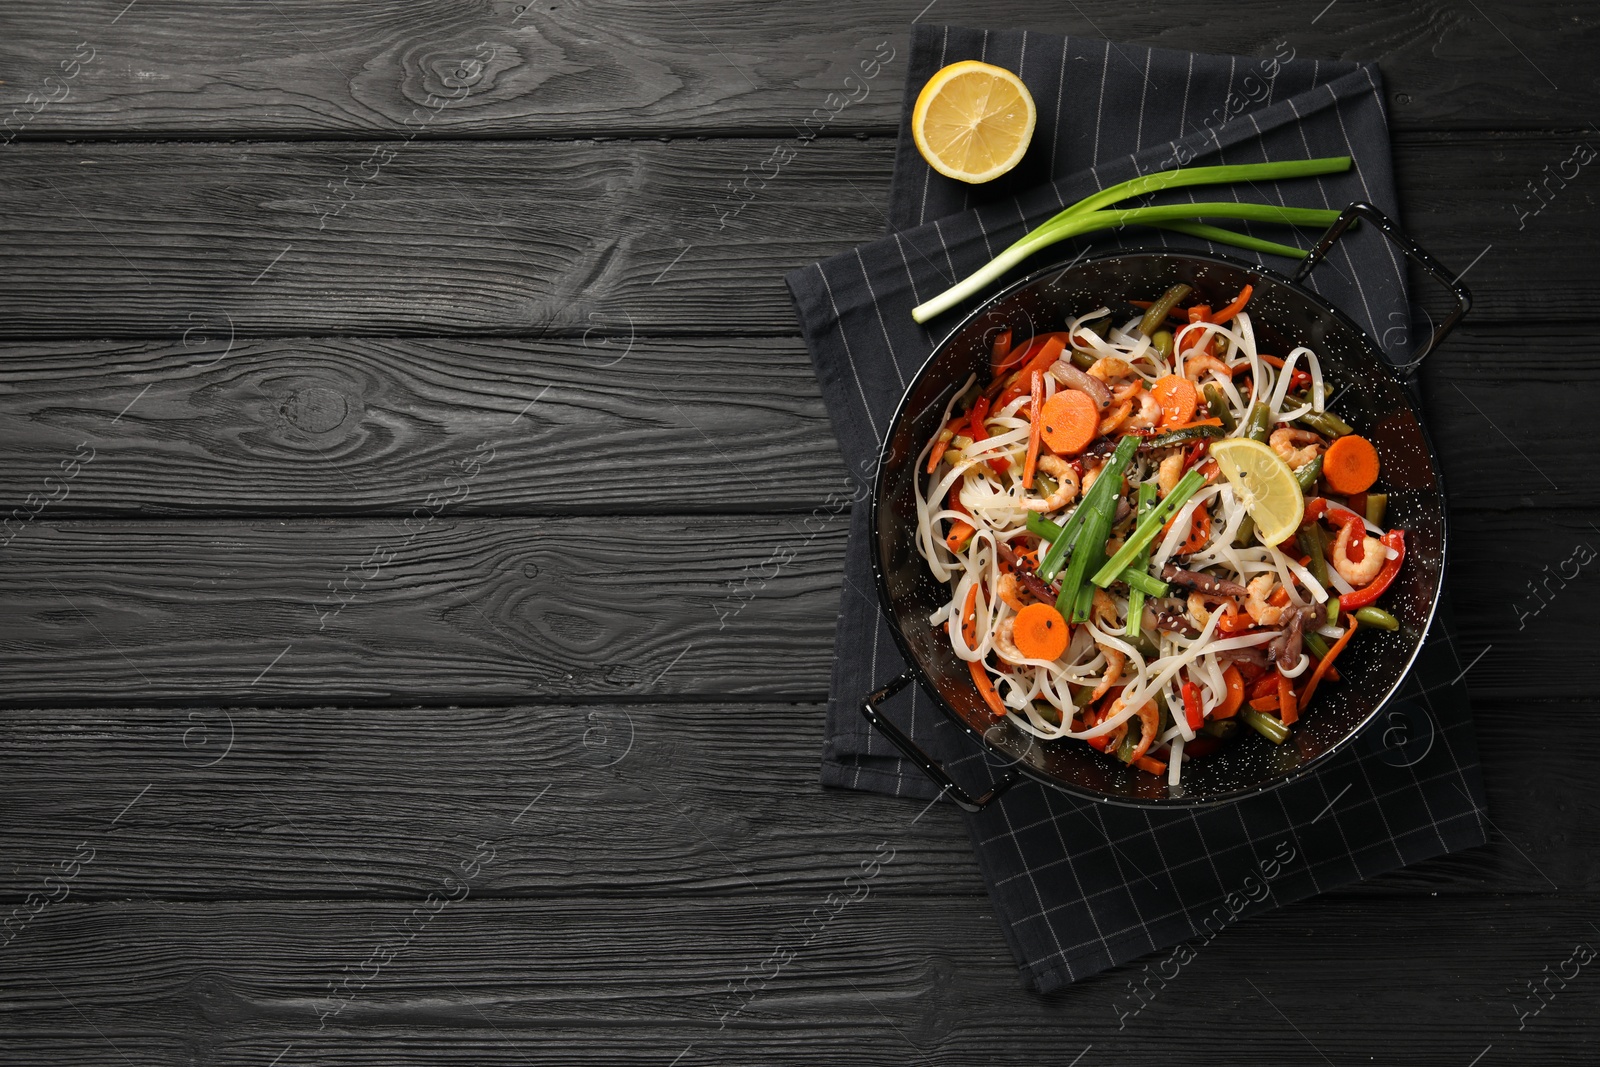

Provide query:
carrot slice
left=945, top=520, right=974, bottom=553
left=968, top=658, right=1008, bottom=717
left=1214, top=665, right=1244, bottom=719
left=1278, top=671, right=1298, bottom=725
left=1023, top=370, right=1045, bottom=489
left=1039, top=389, right=1100, bottom=455
left=959, top=583, right=979, bottom=647
left=1299, top=616, right=1359, bottom=707
left=1013, top=602, right=1070, bottom=661
left=1151, top=374, right=1198, bottom=427
left=1322, top=433, right=1381, bottom=495
left=1248, top=694, right=1280, bottom=712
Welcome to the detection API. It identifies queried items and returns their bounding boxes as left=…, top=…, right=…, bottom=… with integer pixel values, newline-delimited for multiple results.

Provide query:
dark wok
left=861, top=203, right=1471, bottom=809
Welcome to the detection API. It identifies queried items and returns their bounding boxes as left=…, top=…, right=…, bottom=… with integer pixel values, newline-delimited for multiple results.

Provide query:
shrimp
left=1088, top=356, right=1135, bottom=383
left=1187, top=590, right=1237, bottom=628
left=1270, top=427, right=1325, bottom=470
left=994, top=615, right=1027, bottom=665
left=1020, top=454, right=1080, bottom=512
left=1111, top=378, right=1144, bottom=403
left=1244, top=574, right=1285, bottom=626
left=1183, top=352, right=1231, bottom=383
left=1158, top=451, right=1185, bottom=498
left=1089, top=589, right=1126, bottom=700
left=996, top=572, right=1030, bottom=612
left=1098, top=399, right=1133, bottom=435
left=1330, top=520, right=1386, bottom=586
left=1125, top=392, right=1163, bottom=431
left=1082, top=460, right=1103, bottom=496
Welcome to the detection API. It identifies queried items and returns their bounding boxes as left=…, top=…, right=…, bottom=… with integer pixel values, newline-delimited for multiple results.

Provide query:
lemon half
left=911, top=60, right=1036, bottom=184
left=1210, top=438, right=1305, bottom=547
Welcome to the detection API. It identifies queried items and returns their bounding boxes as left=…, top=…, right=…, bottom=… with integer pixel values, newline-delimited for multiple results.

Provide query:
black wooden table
left=0, top=2, right=1594, bottom=1063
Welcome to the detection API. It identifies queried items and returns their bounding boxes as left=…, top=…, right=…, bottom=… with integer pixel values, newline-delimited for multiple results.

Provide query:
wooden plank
left=0, top=508, right=1585, bottom=705
left=0, top=515, right=846, bottom=706
left=0, top=323, right=1581, bottom=516
left=0, top=894, right=1591, bottom=1062
left=0, top=134, right=1586, bottom=338
left=0, top=336, right=852, bottom=515
left=0, top=703, right=1587, bottom=902
left=0, top=1, right=1593, bottom=138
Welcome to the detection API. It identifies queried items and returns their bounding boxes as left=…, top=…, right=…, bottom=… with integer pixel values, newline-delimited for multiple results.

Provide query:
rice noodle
left=913, top=296, right=1394, bottom=791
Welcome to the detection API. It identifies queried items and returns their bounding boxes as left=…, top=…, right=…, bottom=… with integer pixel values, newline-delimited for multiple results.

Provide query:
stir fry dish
left=917, top=283, right=1407, bottom=786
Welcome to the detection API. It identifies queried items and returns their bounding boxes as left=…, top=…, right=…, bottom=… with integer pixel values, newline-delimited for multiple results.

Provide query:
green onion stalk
left=909, top=157, right=1354, bottom=324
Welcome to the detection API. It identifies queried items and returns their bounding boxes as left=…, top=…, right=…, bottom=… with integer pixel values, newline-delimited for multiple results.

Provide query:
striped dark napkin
left=786, top=24, right=1488, bottom=992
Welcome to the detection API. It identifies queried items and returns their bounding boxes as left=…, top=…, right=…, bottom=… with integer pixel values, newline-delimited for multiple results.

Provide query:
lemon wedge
left=1210, top=438, right=1306, bottom=547
left=911, top=60, right=1036, bottom=184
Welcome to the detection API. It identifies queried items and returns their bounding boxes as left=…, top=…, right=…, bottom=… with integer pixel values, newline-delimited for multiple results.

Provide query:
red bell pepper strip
left=989, top=328, right=1013, bottom=376
left=1338, top=529, right=1406, bottom=610
left=1278, top=671, right=1298, bottom=725
left=1210, top=284, right=1254, bottom=326
left=1182, top=680, right=1203, bottom=731
left=1324, top=505, right=1368, bottom=563
left=965, top=397, right=1012, bottom=477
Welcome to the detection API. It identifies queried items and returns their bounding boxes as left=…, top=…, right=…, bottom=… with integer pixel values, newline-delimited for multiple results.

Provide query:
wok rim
left=867, top=245, right=1448, bottom=809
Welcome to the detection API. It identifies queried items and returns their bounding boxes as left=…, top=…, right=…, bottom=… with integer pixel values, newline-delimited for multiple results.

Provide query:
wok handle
left=859, top=672, right=1020, bottom=813
left=1291, top=201, right=1472, bottom=371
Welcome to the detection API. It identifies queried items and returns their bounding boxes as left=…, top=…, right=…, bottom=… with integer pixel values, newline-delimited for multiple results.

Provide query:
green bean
left=1142, top=424, right=1225, bottom=449
left=1364, top=492, right=1388, bottom=527
left=1298, top=523, right=1329, bottom=589
left=1139, top=283, right=1192, bottom=338
left=1241, top=708, right=1290, bottom=744
left=1152, top=330, right=1174, bottom=360
left=1070, top=348, right=1097, bottom=370
left=1295, top=408, right=1354, bottom=438
left=1242, top=401, right=1273, bottom=442
left=1031, top=700, right=1064, bottom=726
left=1354, top=606, right=1400, bottom=631
left=1303, top=630, right=1332, bottom=659
left=1203, top=383, right=1237, bottom=432
left=1233, top=513, right=1256, bottom=548
left=1081, top=314, right=1113, bottom=341
left=1090, top=469, right=1207, bottom=586
left=1294, top=454, right=1324, bottom=493
left=1326, top=596, right=1341, bottom=627
left=1114, top=719, right=1140, bottom=764
left=1202, top=718, right=1240, bottom=739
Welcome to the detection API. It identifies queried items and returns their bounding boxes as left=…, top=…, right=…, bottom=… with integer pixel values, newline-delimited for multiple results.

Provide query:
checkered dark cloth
left=786, top=25, right=1489, bottom=992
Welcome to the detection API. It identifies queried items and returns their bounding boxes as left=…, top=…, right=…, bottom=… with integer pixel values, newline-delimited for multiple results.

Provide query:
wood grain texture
left=0, top=510, right=1587, bottom=705
left=0, top=335, right=851, bottom=515
left=0, top=704, right=1588, bottom=902
left=0, top=134, right=1586, bottom=338
left=0, top=323, right=1583, bottom=516
left=0, top=895, right=1594, bottom=1064
left=0, top=0, right=1593, bottom=137
left=0, top=515, right=847, bottom=706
